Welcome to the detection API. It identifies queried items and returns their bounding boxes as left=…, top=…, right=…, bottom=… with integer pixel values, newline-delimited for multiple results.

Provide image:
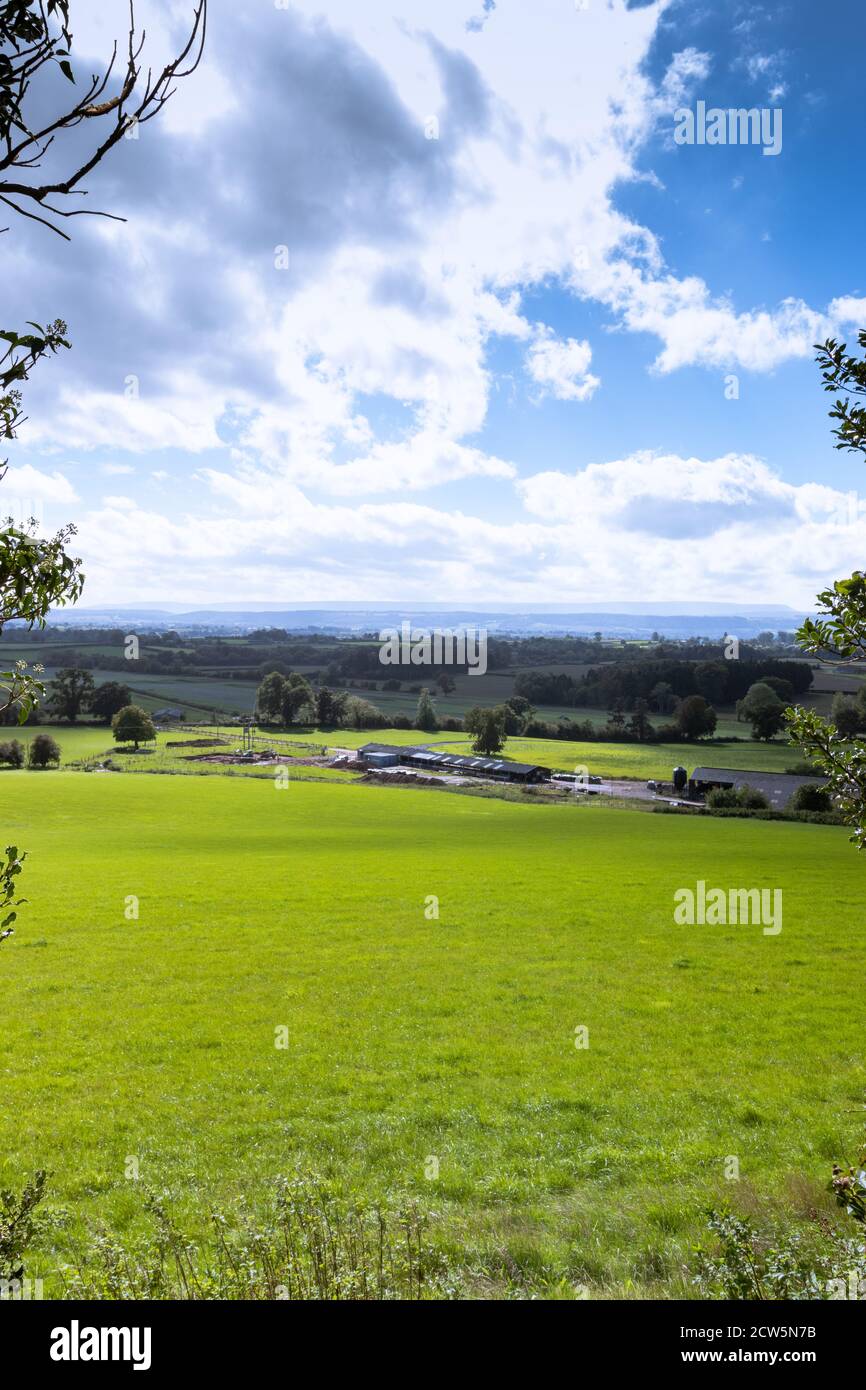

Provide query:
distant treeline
left=1, top=627, right=805, bottom=691
left=515, top=659, right=812, bottom=710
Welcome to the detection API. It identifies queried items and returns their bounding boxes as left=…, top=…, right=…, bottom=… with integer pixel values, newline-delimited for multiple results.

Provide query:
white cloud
left=68, top=450, right=866, bottom=609
left=15, top=1, right=849, bottom=459
left=526, top=328, right=600, bottom=402
left=652, top=46, right=712, bottom=117
left=0, top=464, right=78, bottom=505
left=5, top=0, right=861, bottom=605
left=593, top=270, right=866, bottom=374
left=518, top=450, right=792, bottom=524
left=23, top=387, right=222, bottom=455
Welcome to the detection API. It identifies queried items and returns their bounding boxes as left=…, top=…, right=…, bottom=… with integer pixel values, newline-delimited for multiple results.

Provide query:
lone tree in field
left=464, top=705, right=507, bottom=756
left=48, top=666, right=94, bottom=721
left=787, top=331, right=866, bottom=848
left=675, top=693, right=717, bottom=741
left=628, top=697, right=653, bottom=742
left=255, top=671, right=285, bottom=724
left=830, top=691, right=862, bottom=738
left=414, top=687, right=438, bottom=733
left=737, top=682, right=785, bottom=741
left=26, top=731, right=60, bottom=767
left=111, top=704, right=155, bottom=750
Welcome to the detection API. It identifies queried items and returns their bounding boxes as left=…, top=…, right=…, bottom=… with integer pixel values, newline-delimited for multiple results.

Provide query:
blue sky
left=3, top=0, right=864, bottom=606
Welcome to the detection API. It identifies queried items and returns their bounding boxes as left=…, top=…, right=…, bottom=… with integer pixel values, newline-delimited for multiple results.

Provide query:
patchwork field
left=2, top=767, right=863, bottom=1297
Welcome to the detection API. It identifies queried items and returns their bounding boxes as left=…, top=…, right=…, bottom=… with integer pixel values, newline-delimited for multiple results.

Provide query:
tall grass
left=57, top=1179, right=455, bottom=1301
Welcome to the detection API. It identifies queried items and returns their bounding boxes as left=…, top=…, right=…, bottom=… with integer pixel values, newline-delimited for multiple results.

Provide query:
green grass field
left=2, top=768, right=863, bottom=1297
left=5, top=724, right=117, bottom=761
left=0, top=725, right=361, bottom=786
left=431, top=736, right=803, bottom=780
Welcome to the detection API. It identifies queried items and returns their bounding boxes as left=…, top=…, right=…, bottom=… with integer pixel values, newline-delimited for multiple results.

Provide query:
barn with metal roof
left=358, top=743, right=549, bottom=783
left=689, top=766, right=827, bottom=809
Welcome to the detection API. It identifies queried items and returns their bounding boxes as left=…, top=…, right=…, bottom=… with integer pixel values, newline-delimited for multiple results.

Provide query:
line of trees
left=253, top=670, right=779, bottom=747
left=256, top=670, right=443, bottom=732
left=38, top=670, right=132, bottom=724
left=515, top=658, right=812, bottom=711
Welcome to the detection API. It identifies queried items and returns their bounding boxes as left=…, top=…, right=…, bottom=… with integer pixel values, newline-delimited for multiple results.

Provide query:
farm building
left=358, top=743, right=549, bottom=784
left=688, top=766, right=826, bottom=810
left=364, top=749, right=400, bottom=769
left=153, top=706, right=185, bottom=722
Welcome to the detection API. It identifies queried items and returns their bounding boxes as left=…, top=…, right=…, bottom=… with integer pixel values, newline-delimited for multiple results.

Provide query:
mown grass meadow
left=2, top=767, right=863, bottom=1296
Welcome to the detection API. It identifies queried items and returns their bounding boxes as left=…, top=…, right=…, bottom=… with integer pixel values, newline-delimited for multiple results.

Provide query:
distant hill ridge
left=31, top=602, right=812, bottom=640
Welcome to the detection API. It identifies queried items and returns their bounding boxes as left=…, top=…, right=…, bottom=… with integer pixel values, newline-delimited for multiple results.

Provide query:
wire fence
left=186, top=722, right=329, bottom=756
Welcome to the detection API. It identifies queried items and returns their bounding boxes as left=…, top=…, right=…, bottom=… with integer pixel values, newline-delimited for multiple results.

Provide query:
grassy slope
left=2, top=771, right=863, bottom=1296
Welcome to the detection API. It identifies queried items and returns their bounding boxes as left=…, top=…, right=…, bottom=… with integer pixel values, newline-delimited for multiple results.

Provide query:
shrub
left=343, top=697, right=387, bottom=730
left=523, top=718, right=557, bottom=738
left=791, top=782, right=832, bottom=813
left=737, top=785, right=771, bottom=810
left=693, top=1206, right=863, bottom=1300
left=0, top=739, right=24, bottom=768
left=830, top=1154, right=866, bottom=1226
left=655, top=722, right=683, bottom=742
left=26, top=734, right=61, bottom=769
left=0, top=1170, right=48, bottom=1284
left=705, top=786, right=739, bottom=809
left=706, top=784, right=769, bottom=810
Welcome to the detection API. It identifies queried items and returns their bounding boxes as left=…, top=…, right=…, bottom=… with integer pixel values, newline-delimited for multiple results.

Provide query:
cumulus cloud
left=518, top=451, right=796, bottom=528
left=0, top=464, right=78, bottom=506
left=8, top=0, right=849, bottom=461
left=526, top=328, right=600, bottom=402
left=66, top=449, right=866, bottom=608
left=1, top=0, right=861, bottom=604
left=593, top=270, right=866, bottom=374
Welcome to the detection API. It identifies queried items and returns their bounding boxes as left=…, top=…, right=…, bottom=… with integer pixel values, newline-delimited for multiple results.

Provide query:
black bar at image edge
left=2, top=1298, right=856, bottom=1374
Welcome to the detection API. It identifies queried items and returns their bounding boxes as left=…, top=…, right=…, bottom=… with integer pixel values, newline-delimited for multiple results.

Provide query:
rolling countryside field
left=3, top=763, right=863, bottom=1298
left=3, top=721, right=811, bottom=782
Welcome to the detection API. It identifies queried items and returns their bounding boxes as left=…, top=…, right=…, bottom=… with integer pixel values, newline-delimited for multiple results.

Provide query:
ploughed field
left=3, top=769, right=863, bottom=1296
